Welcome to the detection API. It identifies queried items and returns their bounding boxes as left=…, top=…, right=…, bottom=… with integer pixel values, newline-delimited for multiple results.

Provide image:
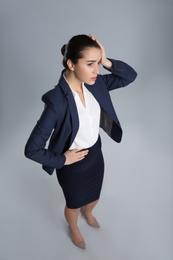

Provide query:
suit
left=25, top=59, right=137, bottom=175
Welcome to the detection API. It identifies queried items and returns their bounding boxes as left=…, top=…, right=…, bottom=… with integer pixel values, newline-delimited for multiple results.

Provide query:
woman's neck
left=65, top=70, right=82, bottom=93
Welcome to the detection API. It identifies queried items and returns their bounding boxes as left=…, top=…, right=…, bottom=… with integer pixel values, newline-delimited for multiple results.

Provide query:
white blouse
left=68, top=82, right=101, bottom=150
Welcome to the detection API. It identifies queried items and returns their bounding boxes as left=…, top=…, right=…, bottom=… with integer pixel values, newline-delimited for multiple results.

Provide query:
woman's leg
left=81, top=199, right=99, bottom=225
left=64, top=206, right=84, bottom=244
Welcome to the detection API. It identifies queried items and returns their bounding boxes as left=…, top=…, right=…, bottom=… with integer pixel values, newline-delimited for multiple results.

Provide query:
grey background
left=1, top=0, right=173, bottom=259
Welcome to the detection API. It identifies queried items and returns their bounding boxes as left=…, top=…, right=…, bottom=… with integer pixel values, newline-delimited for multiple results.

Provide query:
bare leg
left=64, top=206, right=85, bottom=247
left=81, top=199, right=99, bottom=225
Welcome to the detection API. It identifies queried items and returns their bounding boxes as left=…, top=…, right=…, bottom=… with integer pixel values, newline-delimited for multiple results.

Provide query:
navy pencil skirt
left=56, top=136, right=104, bottom=209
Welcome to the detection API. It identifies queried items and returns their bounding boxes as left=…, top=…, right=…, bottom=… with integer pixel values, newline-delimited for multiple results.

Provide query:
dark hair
left=61, top=34, right=101, bottom=69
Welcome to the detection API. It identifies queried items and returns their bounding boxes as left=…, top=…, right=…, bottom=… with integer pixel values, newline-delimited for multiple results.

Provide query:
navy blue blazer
left=25, top=59, right=137, bottom=175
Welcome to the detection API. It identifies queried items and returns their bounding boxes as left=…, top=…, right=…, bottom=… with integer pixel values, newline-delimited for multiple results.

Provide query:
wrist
left=102, top=58, right=113, bottom=69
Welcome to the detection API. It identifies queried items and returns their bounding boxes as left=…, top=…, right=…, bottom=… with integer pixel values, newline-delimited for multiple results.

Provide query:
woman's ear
left=67, top=59, right=75, bottom=71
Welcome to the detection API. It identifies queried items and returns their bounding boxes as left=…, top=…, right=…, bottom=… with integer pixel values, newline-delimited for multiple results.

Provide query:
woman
left=25, top=34, right=137, bottom=249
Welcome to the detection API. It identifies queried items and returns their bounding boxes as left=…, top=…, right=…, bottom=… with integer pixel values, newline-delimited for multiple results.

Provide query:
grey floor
left=1, top=124, right=172, bottom=260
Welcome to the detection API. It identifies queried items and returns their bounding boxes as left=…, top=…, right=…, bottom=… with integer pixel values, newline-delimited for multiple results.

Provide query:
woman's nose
left=94, top=65, right=99, bottom=75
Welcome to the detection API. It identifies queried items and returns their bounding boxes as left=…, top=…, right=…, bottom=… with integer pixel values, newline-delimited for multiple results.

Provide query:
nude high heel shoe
left=68, top=226, right=86, bottom=250
left=80, top=208, right=100, bottom=228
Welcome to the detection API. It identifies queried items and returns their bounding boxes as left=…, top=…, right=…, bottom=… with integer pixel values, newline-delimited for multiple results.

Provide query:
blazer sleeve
left=24, top=95, right=66, bottom=169
left=101, top=59, right=137, bottom=91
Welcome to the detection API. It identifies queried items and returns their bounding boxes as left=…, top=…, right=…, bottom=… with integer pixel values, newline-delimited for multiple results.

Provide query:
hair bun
left=61, top=44, right=67, bottom=56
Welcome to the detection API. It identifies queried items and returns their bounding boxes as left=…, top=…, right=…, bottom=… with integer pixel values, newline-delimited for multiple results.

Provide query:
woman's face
left=71, top=47, right=102, bottom=85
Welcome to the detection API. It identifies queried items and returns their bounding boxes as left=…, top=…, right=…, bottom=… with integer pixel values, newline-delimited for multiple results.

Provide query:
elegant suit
left=25, top=59, right=137, bottom=175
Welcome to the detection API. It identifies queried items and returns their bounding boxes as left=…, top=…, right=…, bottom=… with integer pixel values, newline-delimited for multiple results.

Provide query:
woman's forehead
left=81, top=47, right=102, bottom=60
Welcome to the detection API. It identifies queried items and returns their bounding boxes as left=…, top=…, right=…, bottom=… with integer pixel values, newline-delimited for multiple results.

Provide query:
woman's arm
left=24, top=100, right=66, bottom=169
left=89, top=34, right=137, bottom=90
left=101, top=58, right=137, bottom=90
left=25, top=93, right=89, bottom=169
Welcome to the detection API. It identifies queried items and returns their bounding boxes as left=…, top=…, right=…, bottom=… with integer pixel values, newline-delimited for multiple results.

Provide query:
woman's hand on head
left=89, top=34, right=112, bottom=69
left=64, top=149, right=89, bottom=165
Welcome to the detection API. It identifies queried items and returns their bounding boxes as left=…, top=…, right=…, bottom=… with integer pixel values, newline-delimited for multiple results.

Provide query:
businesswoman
left=25, top=34, right=137, bottom=249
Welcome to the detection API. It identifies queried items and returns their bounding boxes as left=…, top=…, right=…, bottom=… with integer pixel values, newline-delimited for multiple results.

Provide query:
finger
left=89, top=34, right=96, bottom=41
left=77, top=155, right=85, bottom=161
left=79, top=150, right=89, bottom=157
left=77, top=152, right=85, bottom=159
left=96, top=39, right=104, bottom=49
left=76, top=149, right=89, bottom=153
left=73, top=148, right=79, bottom=152
left=77, top=150, right=89, bottom=160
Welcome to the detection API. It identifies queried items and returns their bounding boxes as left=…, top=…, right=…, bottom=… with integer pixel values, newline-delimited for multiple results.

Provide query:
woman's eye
left=88, top=63, right=93, bottom=67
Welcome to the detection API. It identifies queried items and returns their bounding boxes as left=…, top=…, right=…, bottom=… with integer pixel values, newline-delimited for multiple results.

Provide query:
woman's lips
left=91, top=77, right=97, bottom=81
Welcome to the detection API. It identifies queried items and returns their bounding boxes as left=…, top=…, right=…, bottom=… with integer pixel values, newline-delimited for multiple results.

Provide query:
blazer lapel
left=58, top=73, right=79, bottom=146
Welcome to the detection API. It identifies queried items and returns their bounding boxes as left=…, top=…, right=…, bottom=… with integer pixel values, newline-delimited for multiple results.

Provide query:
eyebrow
left=86, top=59, right=102, bottom=63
